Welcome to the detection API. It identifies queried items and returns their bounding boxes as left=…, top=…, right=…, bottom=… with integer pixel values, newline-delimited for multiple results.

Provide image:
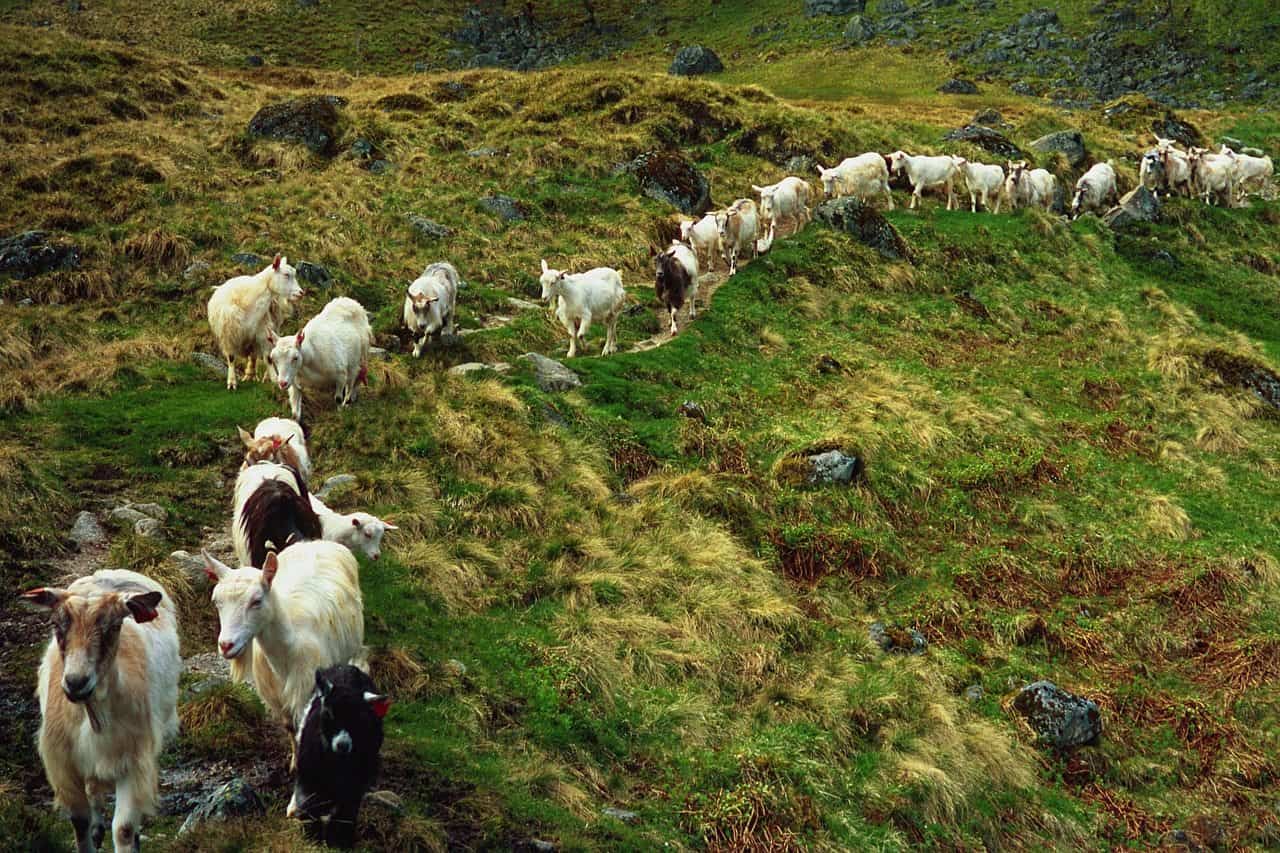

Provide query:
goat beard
left=86, top=700, right=103, bottom=734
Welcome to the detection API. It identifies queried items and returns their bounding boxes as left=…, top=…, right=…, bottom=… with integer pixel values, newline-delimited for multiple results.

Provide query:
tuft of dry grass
left=1144, top=494, right=1195, bottom=541
left=122, top=227, right=192, bottom=270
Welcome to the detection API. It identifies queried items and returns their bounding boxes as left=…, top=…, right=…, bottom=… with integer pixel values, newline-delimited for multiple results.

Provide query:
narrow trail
left=630, top=268, right=730, bottom=353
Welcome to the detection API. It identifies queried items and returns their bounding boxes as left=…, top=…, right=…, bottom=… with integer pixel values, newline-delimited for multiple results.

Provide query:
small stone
left=601, top=807, right=639, bottom=823
left=843, top=14, right=876, bottom=44
left=407, top=215, right=453, bottom=240
left=413, top=61, right=428, bottom=72
left=110, top=505, right=149, bottom=526
left=521, top=353, right=581, bottom=393
left=182, top=651, right=230, bottom=681
left=179, top=779, right=264, bottom=834
left=808, top=449, right=864, bottom=485
left=69, top=511, right=106, bottom=548
left=245, top=55, right=264, bottom=68
left=365, top=790, right=403, bottom=812
left=868, top=621, right=927, bottom=654
left=479, top=194, right=527, bottom=223
left=467, top=147, right=501, bottom=158
left=938, top=78, right=980, bottom=95
left=963, top=684, right=984, bottom=703
left=784, top=154, right=816, bottom=174
left=668, top=45, right=724, bottom=76
left=350, top=138, right=375, bottom=159
left=369, top=159, right=394, bottom=175
left=816, top=354, right=843, bottom=374
left=131, top=503, right=167, bottom=521
left=879, top=0, right=907, bottom=13
left=1012, top=680, right=1102, bottom=749
left=230, top=252, right=266, bottom=269
left=369, top=346, right=389, bottom=359
left=805, top=0, right=864, bottom=15
left=295, top=261, right=332, bottom=288
left=0, top=231, right=80, bottom=280
left=315, top=474, right=357, bottom=499
left=973, top=108, right=1003, bottom=126
left=192, top=352, right=226, bottom=376
left=182, top=260, right=210, bottom=281
left=448, top=362, right=499, bottom=376
left=135, top=518, right=163, bottom=539
left=527, top=842, right=557, bottom=853
left=171, top=550, right=209, bottom=588
left=506, top=297, right=540, bottom=311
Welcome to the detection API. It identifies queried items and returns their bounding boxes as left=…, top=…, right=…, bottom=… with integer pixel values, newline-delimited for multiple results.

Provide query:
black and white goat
left=287, top=665, right=390, bottom=848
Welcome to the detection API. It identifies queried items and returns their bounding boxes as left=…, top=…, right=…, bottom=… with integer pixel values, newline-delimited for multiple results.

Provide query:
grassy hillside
left=1, top=11, right=1279, bottom=852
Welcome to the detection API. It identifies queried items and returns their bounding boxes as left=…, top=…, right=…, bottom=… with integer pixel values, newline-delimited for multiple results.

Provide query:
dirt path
left=630, top=269, right=730, bottom=353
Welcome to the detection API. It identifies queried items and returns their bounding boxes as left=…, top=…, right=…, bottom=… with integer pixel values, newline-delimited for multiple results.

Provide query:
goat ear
left=364, top=692, right=392, bottom=718
left=261, top=551, right=279, bottom=588
left=125, top=591, right=163, bottom=624
left=280, top=433, right=294, bottom=447
left=295, top=330, right=305, bottom=347
left=202, top=551, right=231, bottom=583
left=273, top=254, right=282, bottom=271
left=383, top=522, right=399, bottom=531
left=540, top=259, right=549, bottom=274
left=351, top=517, right=362, bottom=529
left=20, top=587, right=68, bottom=611
left=238, top=426, right=255, bottom=448
left=315, top=670, right=333, bottom=698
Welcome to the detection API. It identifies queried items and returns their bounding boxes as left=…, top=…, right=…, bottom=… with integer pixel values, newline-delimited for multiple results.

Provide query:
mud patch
left=1202, top=349, right=1280, bottom=412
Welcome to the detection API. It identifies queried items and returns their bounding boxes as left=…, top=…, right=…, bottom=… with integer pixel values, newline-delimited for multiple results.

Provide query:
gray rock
left=467, top=146, right=502, bottom=158
left=17, top=298, right=32, bottom=306
left=365, top=790, right=403, bottom=812
left=179, top=779, right=264, bottom=834
left=369, top=346, right=389, bottom=359
left=407, top=215, right=453, bottom=240
left=521, top=353, right=581, bottom=392
left=182, top=651, right=230, bottom=681
left=295, top=261, right=332, bottom=288
left=843, top=14, right=876, bottom=44
left=479, top=194, right=527, bottom=223
left=171, top=550, right=210, bottom=588
left=192, top=352, right=226, bottom=376
left=879, top=0, right=907, bottom=13
left=369, top=159, right=394, bottom=175
left=245, top=55, right=264, bottom=68
left=973, top=108, right=1003, bottom=126
left=230, top=252, right=266, bottom=269
left=0, top=231, right=80, bottom=280
left=624, top=150, right=712, bottom=216
left=182, top=260, right=210, bottom=281
left=678, top=401, right=707, bottom=421
left=869, top=621, right=927, bottom=654
left=963, top=684, right=984, bottom=703
left=1103, top=185, right=1160, bottom=228
left=315, top=473, right=358, bottom=499
left=668, top=45, right=724, bottom=76
left=350, top=138, right=375, bottom=159
left=943, top=124, right=1024, bottom=159
left=527, top=842, right=557, bottom=853
left=1152, top=115, right=1201, bottom=148
left=447, top=362, right=510, bottom=376
left=813, top=197, right=910, bottom=261
left=413, top=61, right=428, bottom=72
left=808, top=449, right=864, bottom=485
left=506, top=297, right=541, bottom=311
left=938, top=78, right=980, bottom=95
left=246, top=96, right=346, bottom=157
left=69, top=511, right=106, bottom=548
left=784, top=154, right=817, bottom=174
left=1010, top=81, right=1038, bottom=97
left=1012, top=680, right=1102, bottom=749
left=601, top=807, right=639, bottom=823
left=135, top=518, right=163, bottom=539
left=1018, top=8, right=1058, bottom=29
left=131, top=503, right=166, bottom=521
left=1031, top=130, right=1087, bottom=167
left=806, top=0, right=863, bottom=15
left=110, top=505, right=149, bottom=526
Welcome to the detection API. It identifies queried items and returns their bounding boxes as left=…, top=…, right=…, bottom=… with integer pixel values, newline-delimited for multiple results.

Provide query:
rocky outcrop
left=806, top=0, right=864, bottom=16
left=0, top=231, right=80, bottom=279
left=938, top=78, right=979, bottom=95
left=623, top=151, right=712, bottom=216
left=814, top=197, right=911, bottom=261
left=246, top=96, right=346, bottom=156
left=943, top=125, right=1023, bottom=159
left=668, top=45, right=724, bottom=76
left=1031, top=131, right=1086, bottom=167
left=1102, top=186, right=1160, bottom=228
left=1012, top=680, right=1102, bottom=749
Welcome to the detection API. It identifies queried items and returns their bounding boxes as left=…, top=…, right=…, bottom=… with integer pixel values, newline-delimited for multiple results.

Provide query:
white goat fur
left=716, top=199, right=759, bottom=277
left=680, top=214, right=723, bottom=272
left=309, top=492, right=398, bottom=561
left=951, top=157, right=1005, bottom=212
left=402, top=262, right=461, bottom=358
left=538, top=261, right=626, bottom=358
left=888, top=151, right=959, bottom=210
left=1071, top=161, right=1118, bottom=218
left=269, top=297, right=372, bottom=423
left=816, top=153, right=894, bottom=208
left=752, top=176, right=812, bottom=235
left=207, top=256, right=303, bottom=391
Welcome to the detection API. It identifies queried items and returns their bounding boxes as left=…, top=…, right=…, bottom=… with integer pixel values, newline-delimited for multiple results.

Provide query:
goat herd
left=18, top=132, right=1275, bottom=852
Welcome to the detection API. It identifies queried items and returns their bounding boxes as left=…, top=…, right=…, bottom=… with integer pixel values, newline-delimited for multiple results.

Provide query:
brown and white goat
left=22, top=570, right=180, bottom=853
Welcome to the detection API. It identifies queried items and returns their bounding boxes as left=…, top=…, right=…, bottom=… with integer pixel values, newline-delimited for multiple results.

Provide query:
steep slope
left=0, top=19, right=1278, bottom=852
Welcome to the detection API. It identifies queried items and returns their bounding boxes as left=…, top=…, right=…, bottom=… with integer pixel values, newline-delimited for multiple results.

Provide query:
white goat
left=238, top=417, right=310, bottom=483
left=269, top=297, right=372, bottom=423
left=403, top=262, right=461, bottom=358
left=1139, top=151, right=1166, bottom=198
left=887, top=151, right=959, bottom=210
left=752, top=176, right=812, bottom=236
left=1070, top=161, right=1118, bottom=219
left=309, top=492, right=398, bottom=561
left=1220, top=145, right=1274, bottom=204
left=950, top=157, right=1005, bottom=212
left=23, top=570, right=180, bottom=853
left=1188, top=147, right=1235, bottom=206
left=816, top=153, right=894, bottom=208
left=717, top=198, right=759, bottom=277
left=538, top=261, right=626, bottom=358
left=203, top=542, right=364, bottom=767
left=1156, top=141, right=1194, bottom=197
left=207, top=254, right=304, bottom=390
left=680, top=214, right=723, bottom=273
left=1003, top=161, right=1057, bottom=211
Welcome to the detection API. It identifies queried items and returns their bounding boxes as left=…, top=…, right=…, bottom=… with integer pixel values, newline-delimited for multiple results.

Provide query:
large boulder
left=521, top=353, right=581, bottom=392
left=814, top=197, right=910, bottom=261
left=1103, top=186, right=1160, bottom=228
left=246, top=96, right=346, bottom=156
left=668, top=45, right=724, bottom=76
left=624, top=150, right=712, bottom=216
left=1030, top=130, right=1086, bottom=167
left=1012, top=680, right=1102, bottom=749
left=806, top=0, right=864, bottom=15
left=943, top=125, right=1023, bottom=159
left=0, top=231, right=80, bottom=279
left=843, top=14, right=876, bottom=43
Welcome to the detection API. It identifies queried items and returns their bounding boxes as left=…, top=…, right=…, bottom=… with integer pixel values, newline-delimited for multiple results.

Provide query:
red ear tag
left=371, top=698, right=391, bottom=719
